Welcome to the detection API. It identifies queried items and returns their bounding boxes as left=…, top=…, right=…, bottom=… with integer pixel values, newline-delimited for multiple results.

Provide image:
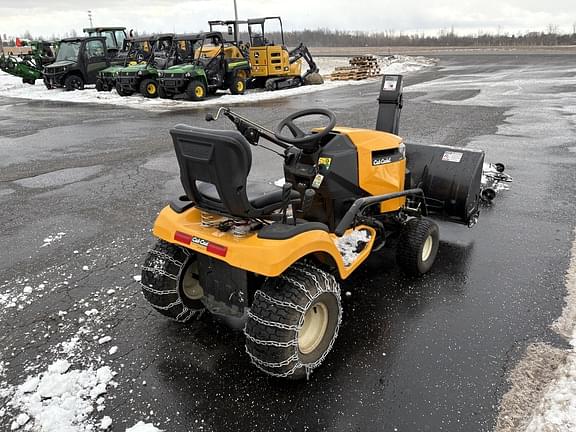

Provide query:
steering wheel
left=274, top=108, right=336, bottom=149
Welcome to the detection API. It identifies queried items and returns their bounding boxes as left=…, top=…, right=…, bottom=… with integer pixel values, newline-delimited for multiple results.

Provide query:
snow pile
left=524, top=348, right=576, bottom=431
left=126, top=421, right=164, bottom=432
left=0, top=55, right=435, bottom=111
left=521, top=229, right=576, bottom=431
left=6, top=359, right=115, bottom=432
left=334, top=229, right=371, bottom=266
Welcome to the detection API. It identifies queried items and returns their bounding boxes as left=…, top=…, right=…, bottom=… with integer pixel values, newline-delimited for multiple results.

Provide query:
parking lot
left=1, top=53, right=576, bottom=431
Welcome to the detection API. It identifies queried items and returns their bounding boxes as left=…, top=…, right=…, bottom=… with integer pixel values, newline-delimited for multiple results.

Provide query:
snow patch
left=6, top=360, right=115, bottom=432
left=41, top=232, right=66, bottom=248
left=126, top=421, right=163, bottom=432
left=334, top=229, right=371, bottom=266
left=0, top=56, right=434, bottom=112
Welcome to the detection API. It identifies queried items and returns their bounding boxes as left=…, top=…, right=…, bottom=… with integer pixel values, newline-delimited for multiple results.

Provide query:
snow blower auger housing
left=141, top=74, right=485, bottom=379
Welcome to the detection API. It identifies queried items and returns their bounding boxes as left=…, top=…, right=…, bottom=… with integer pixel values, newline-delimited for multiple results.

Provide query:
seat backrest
left=170, top=125, right=253, bottom=217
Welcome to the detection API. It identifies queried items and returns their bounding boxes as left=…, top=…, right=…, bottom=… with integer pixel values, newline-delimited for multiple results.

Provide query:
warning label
left=442, top=151, right=463, bottom=163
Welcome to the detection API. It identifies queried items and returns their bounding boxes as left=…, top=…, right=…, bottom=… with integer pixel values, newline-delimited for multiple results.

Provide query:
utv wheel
left=44, top=79, right=53, bottom=90
left=64, top=74, right=84, bottom=91
left=396, top=218, right=439, bottom=276
left=244, top=263, right=342, bottom=379
left=95, top=79, right=104, bottom=92
left=230, top=75, right=246, bottom=95
left=140, top=78, right=159, bottom=98
left=157, top=86, right=173, bottom=99
left=186, top=80, right=206, bottom=101
left=115, top=83, right=133, bottom=97
left=141, top=240, right=205, bottom=323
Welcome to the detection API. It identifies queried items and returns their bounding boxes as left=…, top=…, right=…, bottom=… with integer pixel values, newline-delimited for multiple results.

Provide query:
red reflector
left=207, top=242, right=228, bottom=257
left=174, top=231, right=192, bottom=244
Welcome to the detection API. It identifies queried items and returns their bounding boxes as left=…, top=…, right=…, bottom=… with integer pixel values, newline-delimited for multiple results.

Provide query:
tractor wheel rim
left=422, top=235, right=433, bottom=262
left=147, top=83, right=156, bottom=94
left=195, top=86, right=204, bottom=97
left=299, top=302, right=329, bottom=354
left=181, top=262, right=203, bottom=300
left=236, top=81, right=244, bottom=92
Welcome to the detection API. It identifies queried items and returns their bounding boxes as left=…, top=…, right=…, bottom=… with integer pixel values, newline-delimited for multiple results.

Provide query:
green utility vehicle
left=96, top=36, right=155, bottom=92
left=115, top=34, right=178, bottom=98
left=43, top=36, right=110, bottom=90
left=0, top=40, right=55, bottom=84
left=157, top=32, right=250, bottom=101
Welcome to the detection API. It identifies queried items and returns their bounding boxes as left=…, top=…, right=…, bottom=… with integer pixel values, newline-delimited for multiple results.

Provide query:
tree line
left=2, top=27, right=576, bottom=47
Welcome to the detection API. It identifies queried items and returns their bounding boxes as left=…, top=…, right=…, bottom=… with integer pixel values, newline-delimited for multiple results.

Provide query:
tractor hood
left=118, top=63, right=150, bottom=74
left=158, top=63, right=203, bottom=77
left=44, top=60, right=76, bottom=71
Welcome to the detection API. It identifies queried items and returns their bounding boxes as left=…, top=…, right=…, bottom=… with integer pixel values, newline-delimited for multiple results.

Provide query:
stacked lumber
left=330, top=55, right=381, bottom=81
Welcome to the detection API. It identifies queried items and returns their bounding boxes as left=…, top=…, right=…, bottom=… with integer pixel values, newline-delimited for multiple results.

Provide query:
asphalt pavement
left=1, top=54, right=576, bottom=432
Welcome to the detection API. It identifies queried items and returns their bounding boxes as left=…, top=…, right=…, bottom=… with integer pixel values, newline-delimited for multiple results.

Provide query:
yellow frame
left=153, top=206, right=376, bottom=280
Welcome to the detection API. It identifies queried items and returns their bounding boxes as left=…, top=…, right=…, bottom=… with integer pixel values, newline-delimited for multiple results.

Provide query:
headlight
left=184, top=72, right=191, bottom=78
left=137, top=70, right=143, bottom=76
left=398, top=142, right=406, bottom=158
left=158, top=71, right=164, bottom=77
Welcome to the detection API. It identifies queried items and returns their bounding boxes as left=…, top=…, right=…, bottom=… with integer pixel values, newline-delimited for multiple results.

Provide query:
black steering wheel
left=274, top=108, right=336, bottom=149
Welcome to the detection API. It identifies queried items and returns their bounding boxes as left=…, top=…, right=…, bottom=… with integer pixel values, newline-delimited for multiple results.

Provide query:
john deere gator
left=157, top=32, right=250, bottom=101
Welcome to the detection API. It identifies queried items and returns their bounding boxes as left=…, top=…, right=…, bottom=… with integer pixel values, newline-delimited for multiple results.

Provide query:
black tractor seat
left=196, top=181, right=299, bottom=210
left=171, top=125, right=299, bottom=218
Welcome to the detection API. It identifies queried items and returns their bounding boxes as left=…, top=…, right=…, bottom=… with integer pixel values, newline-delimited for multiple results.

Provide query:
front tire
left=157, top=86, right=173, bottom=99
left=64, top=74, right=84, bottom=91
left=230, top=74, right=246, bottom=95
left=140, top=78, right=158, bottom=98
left=244, top=263, right=342, bottom=379
left=186, top=79, right=206, bottom=101
left=396, top=218, right=439, bottom=275
left=141, top=240, right=205, bottom=323
left=115, top=83, right=133, bottom=97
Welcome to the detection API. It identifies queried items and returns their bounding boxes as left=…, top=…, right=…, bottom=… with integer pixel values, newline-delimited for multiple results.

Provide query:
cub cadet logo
left=372, top=156, right=392, bottom=166
left=191, top=236, right=209, bottom=248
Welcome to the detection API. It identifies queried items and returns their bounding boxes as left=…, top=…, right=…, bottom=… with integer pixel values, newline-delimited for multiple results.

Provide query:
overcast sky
left=1, top=0, right=575, bottom=38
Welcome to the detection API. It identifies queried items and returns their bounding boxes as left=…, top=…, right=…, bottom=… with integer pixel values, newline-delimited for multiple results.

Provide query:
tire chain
left=147, top=248, right=185, bottom=267
left=244, top=262, right=342, bottom=379
left=142, top=243, right=203, bottom=322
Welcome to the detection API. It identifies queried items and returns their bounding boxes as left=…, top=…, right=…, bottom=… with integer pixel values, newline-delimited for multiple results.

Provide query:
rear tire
left=64, top=74, right=84, bottom=91
left=244, top=263, right=342, bottom=379
left=186, top=79, right=206, bottom=101
left=95, top=79, right=104, bottom=92
left=140, top=78, right=158, bottom=98
left=396, top=218, right=439, bottom=276
left=141, top=240, right=205, bottom=323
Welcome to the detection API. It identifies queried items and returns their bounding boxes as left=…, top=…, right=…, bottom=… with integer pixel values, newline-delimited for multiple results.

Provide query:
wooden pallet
left=330, top=55, right=381, bottom=81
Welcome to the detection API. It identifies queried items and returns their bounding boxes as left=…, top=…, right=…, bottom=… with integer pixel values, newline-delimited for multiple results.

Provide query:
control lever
left=301, top=188, right=315, bottom=213
left=281, top=183, right=294, bottom=224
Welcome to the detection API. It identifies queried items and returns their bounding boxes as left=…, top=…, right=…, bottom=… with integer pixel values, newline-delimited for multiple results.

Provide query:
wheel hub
left=298, top=302, right=329, bottom=354
left=181, top=262, right=203, bottom=300
left=422, top=235, right=433, bottom=262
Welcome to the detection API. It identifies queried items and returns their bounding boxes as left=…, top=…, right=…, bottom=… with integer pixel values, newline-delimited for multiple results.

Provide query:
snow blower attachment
left=376, top=74, right=486, bottom=226
left=141, top=74, right=491, bottom=379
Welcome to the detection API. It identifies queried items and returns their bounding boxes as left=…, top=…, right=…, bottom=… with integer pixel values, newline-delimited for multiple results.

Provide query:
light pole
left=233, top=0, right=239, bottom=43
left=88, top=10, right=93, bottom=28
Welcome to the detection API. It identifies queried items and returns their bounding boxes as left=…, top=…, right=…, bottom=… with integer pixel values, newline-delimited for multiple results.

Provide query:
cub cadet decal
left=192, top=236, right=209, bottom=247
left=372, top=156, right=392, bottom=166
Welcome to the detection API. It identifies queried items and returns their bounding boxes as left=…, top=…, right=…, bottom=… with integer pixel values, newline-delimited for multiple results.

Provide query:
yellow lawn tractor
left=141, top=74, right=485, bottom=379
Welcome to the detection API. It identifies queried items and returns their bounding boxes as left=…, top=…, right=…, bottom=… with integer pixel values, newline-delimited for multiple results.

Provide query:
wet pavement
left=1, top=54, right=576, bottom=431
